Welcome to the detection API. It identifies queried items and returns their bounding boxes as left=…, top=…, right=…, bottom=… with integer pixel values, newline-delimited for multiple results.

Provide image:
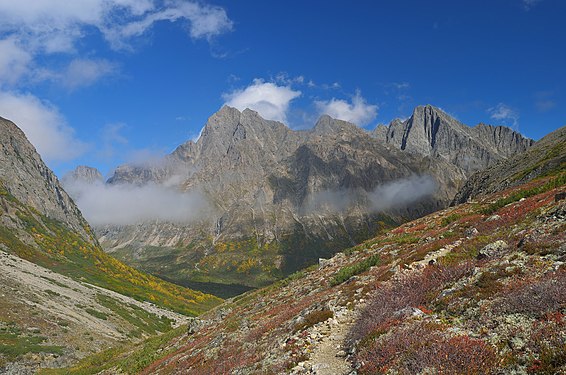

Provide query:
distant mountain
left=71, top=105, right=532, bottom=294
left=0, top=116, right=221, bottom=370
left=373, top=104, right=534, bottom=174
left=453, top=125, right=566, bottom=204
left=64, top=139, right=566, bottom=374
left=62, top=165, right=104, bottom=185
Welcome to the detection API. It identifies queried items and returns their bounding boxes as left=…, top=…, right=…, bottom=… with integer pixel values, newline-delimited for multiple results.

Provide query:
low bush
left=348, top=262, right=474, bottom=346
left=495, top=270, right=566, bottom=318
left=294, top=309, right=333, bottom=332
left=357, top=321, right=497, bottom=375
left=330, top=254, right=380, bottom=286
left=482, top=174, right=566, bottom=215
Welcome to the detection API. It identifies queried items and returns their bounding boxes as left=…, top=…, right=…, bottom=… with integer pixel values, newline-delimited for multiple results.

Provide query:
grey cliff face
left=0, top=117, right=92, bottom=241
left=374, top=105, right=533, bottom=174
left=63, top=165, right=104, bottom=185
left=91, top=105, right=533, bottom=290
left=453, top=125, right=566, bottom=204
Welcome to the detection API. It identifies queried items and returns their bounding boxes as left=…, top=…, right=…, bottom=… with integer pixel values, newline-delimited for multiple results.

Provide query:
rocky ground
left=0, top=249, right=189, bottom=374
left=54, top=172, right=565, bottom=374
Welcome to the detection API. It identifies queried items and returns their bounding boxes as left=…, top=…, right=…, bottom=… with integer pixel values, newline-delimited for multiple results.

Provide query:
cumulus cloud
left=0, top=37, right=32, bottom=85
left=222, top=79, right=301, bottom=123
left=487, top=103, right=519, bottom=128
left=0, top=91, right=89, bottom=162
left=303, top=175, right=437, bottom=215
left=62, top=59, right=118, bottom=90
left=36, top=58, right=118, bottom=90
left=0, top=0, right=233, bottom=86
left=64, top=179, right=211, bottom=226
left=315, top=90, right=378, bottom=126
left=0, top=0, right=232, bottom=49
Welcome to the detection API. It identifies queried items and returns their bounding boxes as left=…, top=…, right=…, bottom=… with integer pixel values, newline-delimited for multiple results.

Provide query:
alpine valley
left=65, top=105, right=533, bottom=296
left=1, top=107, right=564, bottom=375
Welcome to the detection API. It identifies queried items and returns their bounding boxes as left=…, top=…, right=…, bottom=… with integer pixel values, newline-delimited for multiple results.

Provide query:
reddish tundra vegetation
left=46, top=172, right=566, bottom=375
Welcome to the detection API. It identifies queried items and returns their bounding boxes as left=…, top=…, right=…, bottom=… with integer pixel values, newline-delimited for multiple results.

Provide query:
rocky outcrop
left=62, top=165, right=104, bottom=185
left=0, top=117, right=91, bottom=241
left=453, top=125, right=565, bottom=204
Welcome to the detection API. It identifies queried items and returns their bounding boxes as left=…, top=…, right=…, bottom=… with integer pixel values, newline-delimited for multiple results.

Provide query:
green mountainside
left=0, top=116, right=221, bottom=372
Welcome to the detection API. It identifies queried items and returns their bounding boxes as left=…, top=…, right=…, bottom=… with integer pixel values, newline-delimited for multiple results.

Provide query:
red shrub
left=495, top=270, right=566, bottom=318
left=358, top=322, right=497, bottom=375
left=348, top=262, right=474, bottom=346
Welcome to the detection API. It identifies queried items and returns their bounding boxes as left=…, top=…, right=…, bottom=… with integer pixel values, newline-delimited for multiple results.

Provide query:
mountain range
left=64, top=104, right=533, bottom=296
left=52, top=123, right=566, bottom=375
left=1, top=106, right=563, bottom=374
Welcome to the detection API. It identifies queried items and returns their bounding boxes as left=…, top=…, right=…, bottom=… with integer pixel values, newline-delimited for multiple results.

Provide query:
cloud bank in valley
left=303, top=175, right=437, bottom=214
left=64, top=179, right=211, bottom=226
left=367, top=175, right=437, bottom=212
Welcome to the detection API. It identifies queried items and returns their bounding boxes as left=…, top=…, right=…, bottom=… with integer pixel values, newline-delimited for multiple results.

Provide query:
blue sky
left=0, top=0, right=564, bottom=178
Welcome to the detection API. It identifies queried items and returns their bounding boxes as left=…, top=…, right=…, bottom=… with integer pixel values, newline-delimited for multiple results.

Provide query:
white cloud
left=64, top=179, right=211, bottom=226
left=368, top=175, right=436, bottom=212
left=0, top=0, right=233, bottom=86
left=222, top=79, right=301, bottom=123
left=302, top=175, right=437, bottom=215
left=315, top=90, right=378, bottom=126
left=0, top=91, right=89, bottom=162
left=488, top=103, right=519, bottom=127
left=36, top=59, right=118, bottom=90
left=523, top=0, right=543, bottom=10
left=97, top=123, right=129, bottom=161
left=0, top=37, right=32, bottom=85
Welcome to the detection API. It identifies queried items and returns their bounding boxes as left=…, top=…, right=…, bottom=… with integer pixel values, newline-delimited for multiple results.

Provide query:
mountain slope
left=0, top=117, right=221, bottom=371
left=453, top=125, right=566, bottom=204
left=82, top=105, right=532, bottom=294
left=53, top=134, right=565, bottom=374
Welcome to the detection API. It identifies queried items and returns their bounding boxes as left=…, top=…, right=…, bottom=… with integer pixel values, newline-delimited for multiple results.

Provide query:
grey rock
left=477, top=240, right=509, bottom=259
left=453, top=125, right=565, bottom=205
left=486, top=215, right=501, bottom=222
left=0, top=116, right=93, bottom=242
left=374, top=105, right=532, bottom=175
left=62, top=166, right=103, bottom=186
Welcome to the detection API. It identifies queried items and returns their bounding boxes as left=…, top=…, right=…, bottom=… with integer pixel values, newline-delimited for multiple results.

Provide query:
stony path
left=293, top=307, right=357, bottom=374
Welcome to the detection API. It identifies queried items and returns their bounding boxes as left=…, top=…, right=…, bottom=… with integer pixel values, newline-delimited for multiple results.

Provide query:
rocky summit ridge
left=373, top=104, right=534, bottom=174
left=66, top=105, right=534, bottom=296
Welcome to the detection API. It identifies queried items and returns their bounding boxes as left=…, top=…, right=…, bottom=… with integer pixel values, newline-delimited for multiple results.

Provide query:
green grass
left=330, top=254, right=381, bottom=286
left=95, top=294, right=173, bottom=336
left=40, top=325, right=186, bottom=375
left=84, top=308, right=108, bottom=321
left=482, top=174, right=566, bottom=215
left=441, top=213, right=463, bottom=227
left=0, top=323, right=64, bottom=361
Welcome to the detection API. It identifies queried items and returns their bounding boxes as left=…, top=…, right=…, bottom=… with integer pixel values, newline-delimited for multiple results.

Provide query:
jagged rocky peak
left=63, top=166, right=104, bottom=185
left=0, top=116, right=91, bottom=240
left=472, top=123, right=535, bottom=157
left=389, top=104, right=468, bottom=155
left=375, top=105, right=533, bottom=174
left=372, top=123, right=389, bottom=140
left=311, top=114, right=364, bottom=137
